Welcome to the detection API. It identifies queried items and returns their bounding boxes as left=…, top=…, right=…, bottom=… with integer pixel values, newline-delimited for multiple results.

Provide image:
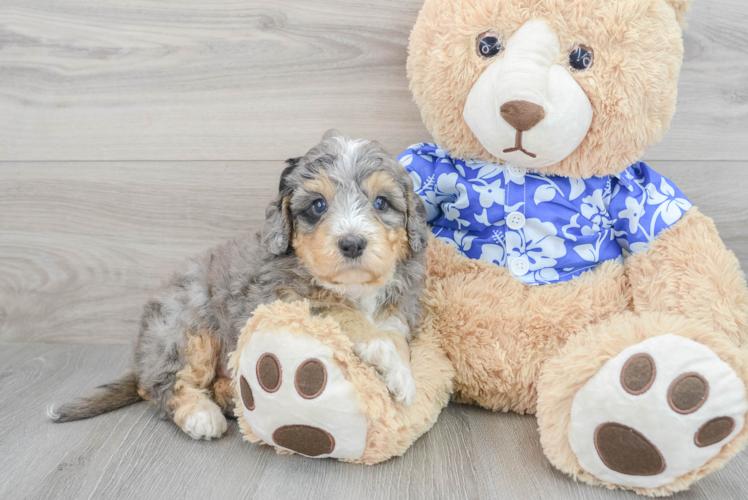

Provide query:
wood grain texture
left=1, top=0, right=748, bottom=161
left=1, top=161, right=746, bottom=345
left=1, top=343, right=747, bottom=500
left=0, top=161, right=284, bottom=343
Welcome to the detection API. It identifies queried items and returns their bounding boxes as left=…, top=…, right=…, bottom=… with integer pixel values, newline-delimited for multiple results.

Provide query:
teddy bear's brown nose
left=500, top=100, right=546, bottom=132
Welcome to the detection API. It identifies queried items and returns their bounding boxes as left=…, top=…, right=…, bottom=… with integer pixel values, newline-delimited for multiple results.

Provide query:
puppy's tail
left=47, top=372, right=142, bottom=423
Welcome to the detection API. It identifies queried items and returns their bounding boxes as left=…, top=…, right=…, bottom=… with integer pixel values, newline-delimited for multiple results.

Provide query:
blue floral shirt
left=399, top=143, right=693, bottom=285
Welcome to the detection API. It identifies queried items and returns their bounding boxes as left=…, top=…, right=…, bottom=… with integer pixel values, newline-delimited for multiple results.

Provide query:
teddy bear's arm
left=625, top=208, right=748, bottom=348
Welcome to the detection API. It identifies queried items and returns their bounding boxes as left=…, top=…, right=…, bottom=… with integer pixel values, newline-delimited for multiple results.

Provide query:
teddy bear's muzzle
left=463, top=19, right=593, bottom=170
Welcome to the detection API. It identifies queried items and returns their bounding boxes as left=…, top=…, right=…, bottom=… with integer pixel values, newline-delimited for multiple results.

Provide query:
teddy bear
left=229, top=0, right=748, bottom=495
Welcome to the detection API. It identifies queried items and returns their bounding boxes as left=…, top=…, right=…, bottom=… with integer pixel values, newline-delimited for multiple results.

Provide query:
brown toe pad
left=595, top=423, right=665, bottom=476
left=240, top=375, right=255, bottom=411
left=668, top=373, right=708, bottom=414
left=272, top=425, right=335, bottom=456
left=695, top=417, right=735, bottom=447
left=257, top=353, right=282, bottom=393
left=621, top=353, right=656, bottom=395
left=295, top=359, right=327, bottom=399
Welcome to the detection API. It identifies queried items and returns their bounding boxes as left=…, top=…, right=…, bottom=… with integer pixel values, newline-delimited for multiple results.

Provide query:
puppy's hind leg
left=212, top=376, right=235, bottom=416
left=168, top=330, right=228, bottom=440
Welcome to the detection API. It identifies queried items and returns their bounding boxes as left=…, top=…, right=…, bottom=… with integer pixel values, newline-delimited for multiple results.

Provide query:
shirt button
left=506, top=212, right=526, bottom=230
left=507, top=163, right=527, bottom=178
left=511, top=257, right=530, bottom=276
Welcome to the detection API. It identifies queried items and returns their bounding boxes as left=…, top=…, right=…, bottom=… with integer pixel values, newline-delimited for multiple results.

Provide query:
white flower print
left=527, top=175, right=563, bottom=204
left=534, top=184, right=557, bottom=204
left=469, top=164, right=504, bottom=208
left=475, top=209, right=490, bottom=226
left=569, top=178, right=586, bottom=201
left=435, top=173, right=471, bottom=228
left=618, top=196, right=645, bottom=234
left=506, top=218, right=567, bottom=271
left=411, top=171, right=440, bottom=221
left=399, top=154, right=414, bottom=168
left=580, top=188, right=614, bottom=239
left=480, top=244, right=507, bottom=266
left=562, top=213, right=581, bottom=242
left=574, top=240, right=600, bottom=262
left=439, top=229, right=476, bottom=255
left=409, top=170, right=421, bottom=190
left=473, top=178, right=505, bottom=208
left=580, top=190, right=609, bottom=226
left=645, top=178, right=692, bottom=225
left=402, top=144, right=692, bottom=286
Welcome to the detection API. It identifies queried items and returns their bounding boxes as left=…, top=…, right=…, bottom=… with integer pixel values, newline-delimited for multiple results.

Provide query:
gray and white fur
left=48, top=130, right=429, bottom=440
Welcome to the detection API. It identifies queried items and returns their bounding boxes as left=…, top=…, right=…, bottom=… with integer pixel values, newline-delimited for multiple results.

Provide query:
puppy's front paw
left=354, top=339, right=416, bottom=406
left=388, top=363, right=416, bottom=406
left=182, top=403, right=228, bottom=440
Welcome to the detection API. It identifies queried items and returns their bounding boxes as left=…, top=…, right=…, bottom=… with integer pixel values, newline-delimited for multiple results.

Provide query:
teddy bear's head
left=407, top=0, right=691, bottom=177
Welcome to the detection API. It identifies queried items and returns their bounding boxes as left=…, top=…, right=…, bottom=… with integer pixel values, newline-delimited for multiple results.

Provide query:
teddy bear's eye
left=476, top=31, right=504, bottom=59
left=569, top=44, right=594, bottom=73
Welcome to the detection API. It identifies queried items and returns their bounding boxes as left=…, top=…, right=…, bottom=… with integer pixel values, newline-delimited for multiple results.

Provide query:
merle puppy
left=48, top=130, right=429, bottom=440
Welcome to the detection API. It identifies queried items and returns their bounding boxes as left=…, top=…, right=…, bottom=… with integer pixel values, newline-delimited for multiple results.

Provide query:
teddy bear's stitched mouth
left=503, top=130, right=537, bottom=158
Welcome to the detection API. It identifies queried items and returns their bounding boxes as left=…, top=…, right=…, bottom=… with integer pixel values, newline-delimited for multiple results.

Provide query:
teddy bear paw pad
left=569, top=334, right=747, bottom=488
left=237, top=328, right=367, bottom=459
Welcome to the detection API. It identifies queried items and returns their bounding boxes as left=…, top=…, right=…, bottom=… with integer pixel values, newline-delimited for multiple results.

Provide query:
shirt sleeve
left=397, top=143, right=444, bottom=224
left=609, top=162, right=693, bottom=255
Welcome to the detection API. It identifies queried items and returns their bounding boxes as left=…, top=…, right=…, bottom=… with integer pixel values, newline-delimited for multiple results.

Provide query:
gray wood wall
left=1, top=0, right=746, bottom=345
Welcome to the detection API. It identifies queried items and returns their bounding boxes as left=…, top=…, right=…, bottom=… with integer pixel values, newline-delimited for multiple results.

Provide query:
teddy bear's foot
left=538, top=313, right=748, bottom=495
left=234, top=322, right=368, bottom=459
left=229, top=300, right=454, bottom=464
left=569, top=333, right=747, bottom=489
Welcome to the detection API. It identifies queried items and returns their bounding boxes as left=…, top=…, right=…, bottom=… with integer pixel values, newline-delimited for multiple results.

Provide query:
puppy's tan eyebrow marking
left=362, top=171, right=399, bottom=200
left=303, top=169, right=336, bottom=201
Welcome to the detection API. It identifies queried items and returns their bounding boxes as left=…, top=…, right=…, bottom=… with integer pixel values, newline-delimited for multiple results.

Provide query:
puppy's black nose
left=338, top=235, right=367, bottom=259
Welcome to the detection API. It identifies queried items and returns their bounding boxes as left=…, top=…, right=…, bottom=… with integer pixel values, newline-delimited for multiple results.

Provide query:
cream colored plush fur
left=404, top=0, right=748, bottom=495
left=408, top=0, right=687, bottom=178
left=229, top=300, right=454, bottom=464
left=231, top=0, right=748, bottom=495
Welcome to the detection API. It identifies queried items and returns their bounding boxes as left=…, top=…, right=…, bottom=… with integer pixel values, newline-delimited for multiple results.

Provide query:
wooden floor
left=1, top=0, right=748, bottom=498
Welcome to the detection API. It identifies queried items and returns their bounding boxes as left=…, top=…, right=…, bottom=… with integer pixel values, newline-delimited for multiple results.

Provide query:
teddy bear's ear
left=663, top=0, right=693, bottom=27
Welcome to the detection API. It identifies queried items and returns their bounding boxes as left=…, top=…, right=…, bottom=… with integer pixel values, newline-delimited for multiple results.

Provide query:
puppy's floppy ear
left=394, top=164, right=429, bottom=253
left=261, top=158, right=299, bottom=255
left=406, top=190, right=429, bottom=253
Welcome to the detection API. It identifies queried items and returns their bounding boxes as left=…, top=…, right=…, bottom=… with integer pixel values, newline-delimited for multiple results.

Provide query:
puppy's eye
left=569, top=45, right=594, bottom=73
left=476, top=31, right=504, bottom=59
left=312, top=199, right=327, bottom=215
left=373, top=197, right=388, bottom=211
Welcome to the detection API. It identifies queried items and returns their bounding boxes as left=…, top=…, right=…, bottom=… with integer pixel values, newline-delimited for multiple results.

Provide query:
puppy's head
left=262, top=130, right=428, bottom=287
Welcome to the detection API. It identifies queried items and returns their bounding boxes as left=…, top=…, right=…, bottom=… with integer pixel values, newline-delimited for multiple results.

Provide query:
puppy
left=48, top=130, right=430, bottom=440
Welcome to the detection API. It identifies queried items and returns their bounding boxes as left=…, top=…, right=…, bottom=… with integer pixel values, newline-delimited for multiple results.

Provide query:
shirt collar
left=613, top=164, right=639, bottom=192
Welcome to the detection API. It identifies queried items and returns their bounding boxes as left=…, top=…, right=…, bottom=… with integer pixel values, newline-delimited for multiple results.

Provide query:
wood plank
left=466, top=404, right=748, bottom=500
left=0, top=343, right=477, bottom=500
left=645, top=0, right=748, bottom=162
left=0, top=0, right=428, bottom=161
left=0, top=0, right=747, bottom=162
left=1, top=343, right=747, bottom=499
left=0, top=343, right=272, bottom=500
left=0, top=161, right=284, bottom=344
left=1, top=161, right=746, bottom=344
